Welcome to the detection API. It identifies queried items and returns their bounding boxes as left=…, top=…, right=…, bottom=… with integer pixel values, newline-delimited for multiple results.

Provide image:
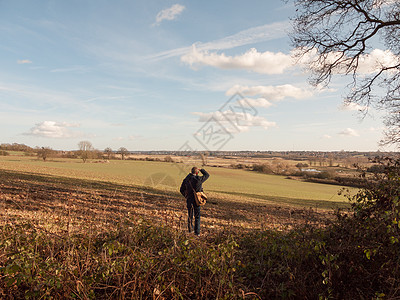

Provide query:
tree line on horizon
left=0, top=142, right=130, bottom=163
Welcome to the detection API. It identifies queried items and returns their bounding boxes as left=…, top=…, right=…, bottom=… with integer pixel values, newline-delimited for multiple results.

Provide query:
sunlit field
left=0, top=154, right=353, bottom=210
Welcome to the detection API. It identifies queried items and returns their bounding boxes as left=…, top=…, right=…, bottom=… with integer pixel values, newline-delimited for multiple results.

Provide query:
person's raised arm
left=199, top=168, right=209, bottom=183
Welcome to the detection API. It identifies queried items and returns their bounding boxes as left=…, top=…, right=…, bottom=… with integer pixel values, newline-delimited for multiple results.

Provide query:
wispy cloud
left=50, top=65, right=91, bottom=73
left=154, top=4, right=185, bottom=26
left=148, top=21, right=289, bottom=61
left=24, top=121, right=82, bottom=138
left=197, top=21, right=289, bottom=51
left=129, top=135, right=143, bottom=140
left=369, top=127, right=383, bottom=132
left=17, top=59, right=32, bottom=64
left=0, top=82, right=77, bottom=107
left=0, top=81, right=128, bottom=116
left=338, top=128, right=359, bottom=137
left=82, top=96, right=129, bottom=103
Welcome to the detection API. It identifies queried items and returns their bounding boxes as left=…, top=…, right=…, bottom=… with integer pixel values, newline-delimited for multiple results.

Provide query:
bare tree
left=78, top=141, right=93, bottom=163
left=289, top=0, right=400, bottom=144
left=37, top=147, right=53, bottom=162
left=118, top=147, right=129, bottom=160
left=104, top=147, right=113, bottom=160
left=199, top=151, right=209, bottom=166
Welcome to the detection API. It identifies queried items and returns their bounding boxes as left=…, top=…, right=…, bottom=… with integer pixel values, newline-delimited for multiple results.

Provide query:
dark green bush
left=295, top=162, right=309, bottom=169
left=230, top=163, right=249, bottom=169
left=366, top=164, right=386, bottom=174
left=241, top=157, right=400, bottom=299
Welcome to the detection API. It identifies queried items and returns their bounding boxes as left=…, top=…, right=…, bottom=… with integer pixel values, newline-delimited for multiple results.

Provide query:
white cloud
left=25, top=121, right=82, bottom=138
left=148, top=21, right=289, bottom=61
left=372, top=0, right=397, bottom=9
left=226, top=84, right=313, bottom=101
left=237, top=97, right=273, bottom=108
left=17, top=59, right=32, bottom=64
left=357, top=49, right=399, bottom=74
left=154, top=4, right=185, bottom=25
left=181, top=46, right=293, bottom=74
left=297, top=47, right=399, bottom=75
left=338, top=128, right=359, bottom=137
left=339, top=102, right=367, bottom=111
left=193, top=111, right=276, bottom=132
left=321, top=134, right=332, bottom=139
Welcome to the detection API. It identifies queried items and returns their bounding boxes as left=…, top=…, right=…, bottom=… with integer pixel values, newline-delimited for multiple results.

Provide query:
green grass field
left=0, top=155, right=354, bottom=209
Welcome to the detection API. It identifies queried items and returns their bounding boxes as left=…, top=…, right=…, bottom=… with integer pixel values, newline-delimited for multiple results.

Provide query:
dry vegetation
left=1, top=156, right=399, bottom=299
left=0, top=168, right=332, bottom=299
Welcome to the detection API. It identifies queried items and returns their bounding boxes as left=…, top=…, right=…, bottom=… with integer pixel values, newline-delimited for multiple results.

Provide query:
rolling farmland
left=0, top=154, right=352, bottom=210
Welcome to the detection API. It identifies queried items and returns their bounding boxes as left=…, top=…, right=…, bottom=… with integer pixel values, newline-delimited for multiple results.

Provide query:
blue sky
left=0, top=0, right=393, bottom=151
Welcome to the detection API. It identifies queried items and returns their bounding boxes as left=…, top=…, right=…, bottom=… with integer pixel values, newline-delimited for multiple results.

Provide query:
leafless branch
left=289, top=0, right=400, bottom=145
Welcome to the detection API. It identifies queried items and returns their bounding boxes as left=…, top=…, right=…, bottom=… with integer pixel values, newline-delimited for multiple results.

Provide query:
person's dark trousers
left=187, top=200, right=201, bottom=235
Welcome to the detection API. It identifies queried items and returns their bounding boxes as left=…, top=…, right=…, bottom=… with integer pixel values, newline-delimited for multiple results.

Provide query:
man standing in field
left=180, top=167, right=210, bottom=236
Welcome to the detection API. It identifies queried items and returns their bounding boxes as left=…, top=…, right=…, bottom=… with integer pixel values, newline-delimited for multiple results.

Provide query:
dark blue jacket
left=180, top=169, right=210, bottom=204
